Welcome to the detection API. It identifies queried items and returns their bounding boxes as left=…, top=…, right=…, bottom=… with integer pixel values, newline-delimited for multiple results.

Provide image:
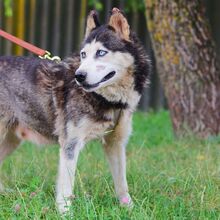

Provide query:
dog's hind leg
left=0, top=132, right=20, bottom=162
left=0, top=125, right=21, bottom=191
left=56, top=138, right=84, bottom=214
left=103, top=110, right=133, bottom=208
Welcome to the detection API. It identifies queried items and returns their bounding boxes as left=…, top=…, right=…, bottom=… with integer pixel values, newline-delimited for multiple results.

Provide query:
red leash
left=0, top=29, right=61, bottom=61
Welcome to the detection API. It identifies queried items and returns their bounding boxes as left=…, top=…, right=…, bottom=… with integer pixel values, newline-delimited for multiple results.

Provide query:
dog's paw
left=57, top=199, right=71, bottom=214
left=119, top=194, right=134, bottom=209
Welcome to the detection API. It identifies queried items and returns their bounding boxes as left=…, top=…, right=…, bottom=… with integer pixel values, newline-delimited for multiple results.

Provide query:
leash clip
left=39, top=51, right=61, bottom=62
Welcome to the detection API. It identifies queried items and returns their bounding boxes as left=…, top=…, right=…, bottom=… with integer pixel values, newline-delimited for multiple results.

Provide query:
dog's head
left=75, top=8, right=150, bottom=94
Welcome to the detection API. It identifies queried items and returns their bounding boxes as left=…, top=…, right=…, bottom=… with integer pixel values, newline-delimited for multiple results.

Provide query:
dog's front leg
left=56, top=138, right=83, bottom=214
left=103, top=110, right=133, bottom=208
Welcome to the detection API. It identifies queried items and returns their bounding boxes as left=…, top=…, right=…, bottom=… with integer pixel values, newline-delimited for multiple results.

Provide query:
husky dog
left=0, top=8, right=150, bottom=213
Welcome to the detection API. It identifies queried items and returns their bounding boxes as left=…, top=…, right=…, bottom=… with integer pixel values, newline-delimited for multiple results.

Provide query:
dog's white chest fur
left=66, top=110, right=120, bottom=142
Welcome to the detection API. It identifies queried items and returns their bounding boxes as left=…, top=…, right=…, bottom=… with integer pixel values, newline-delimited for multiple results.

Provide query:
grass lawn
left=0, top=111, right=219, bottom=219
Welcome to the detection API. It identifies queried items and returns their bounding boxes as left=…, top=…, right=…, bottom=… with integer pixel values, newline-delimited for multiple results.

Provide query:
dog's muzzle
left=75, top=71, right=116, bottom=90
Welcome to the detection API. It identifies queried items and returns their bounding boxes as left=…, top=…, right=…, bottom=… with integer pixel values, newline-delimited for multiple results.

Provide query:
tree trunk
left=13, top=0, right=25, bottom=55
left=145, top=0, right=220, bottom=137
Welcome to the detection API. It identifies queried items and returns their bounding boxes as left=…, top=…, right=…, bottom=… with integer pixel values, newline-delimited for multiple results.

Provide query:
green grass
left=0, top=111, right=220, bottom=219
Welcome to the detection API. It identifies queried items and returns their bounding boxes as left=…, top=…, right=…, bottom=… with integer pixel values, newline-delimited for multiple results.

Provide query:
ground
left=0, top=111, right=219, bottom=219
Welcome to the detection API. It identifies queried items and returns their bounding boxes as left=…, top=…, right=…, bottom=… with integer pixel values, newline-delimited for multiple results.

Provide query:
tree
left=145, top=0, right=220, bottom=137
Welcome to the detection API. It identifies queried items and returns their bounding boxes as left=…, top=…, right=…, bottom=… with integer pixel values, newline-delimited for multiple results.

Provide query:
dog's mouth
left=100, top=71, right=116, bottom=83
left=76, top=71, right=116, bottom=91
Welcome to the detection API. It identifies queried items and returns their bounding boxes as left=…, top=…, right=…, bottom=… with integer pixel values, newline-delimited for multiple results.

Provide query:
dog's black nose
left=75, top=71, right=87, bottom=83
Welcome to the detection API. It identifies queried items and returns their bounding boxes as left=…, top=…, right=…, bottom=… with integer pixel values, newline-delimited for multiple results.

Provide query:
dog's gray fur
left=0, top=8, right=150, bottom=213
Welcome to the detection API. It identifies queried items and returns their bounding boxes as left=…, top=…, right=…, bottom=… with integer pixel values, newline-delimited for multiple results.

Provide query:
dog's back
left=0, top=56, right=55, bottom=139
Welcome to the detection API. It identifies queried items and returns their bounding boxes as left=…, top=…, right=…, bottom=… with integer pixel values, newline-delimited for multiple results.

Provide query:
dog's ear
left=85, top=10, right=100, bottom=38
left=108, top=8, right=130, bottom=41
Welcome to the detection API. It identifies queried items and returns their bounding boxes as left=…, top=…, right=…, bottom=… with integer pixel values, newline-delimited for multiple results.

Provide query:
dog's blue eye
left=81, top=52, right=86, bottom=59
left=96, top=50, right=108, bottom=57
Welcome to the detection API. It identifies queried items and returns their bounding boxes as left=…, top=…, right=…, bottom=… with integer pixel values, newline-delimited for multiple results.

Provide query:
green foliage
left=88, top=0, right=103, bottom=11
left=3, top=0, right=12, bottom=17
left=88, top=0, right=145, bottom=13
left=0, top=111, right=219, bottom=219
left=124, top=0, right=145, bottom=13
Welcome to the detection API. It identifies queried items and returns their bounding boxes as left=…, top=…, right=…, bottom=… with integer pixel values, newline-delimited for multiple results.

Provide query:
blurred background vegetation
left=0, top=0, right=220, bottom=111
